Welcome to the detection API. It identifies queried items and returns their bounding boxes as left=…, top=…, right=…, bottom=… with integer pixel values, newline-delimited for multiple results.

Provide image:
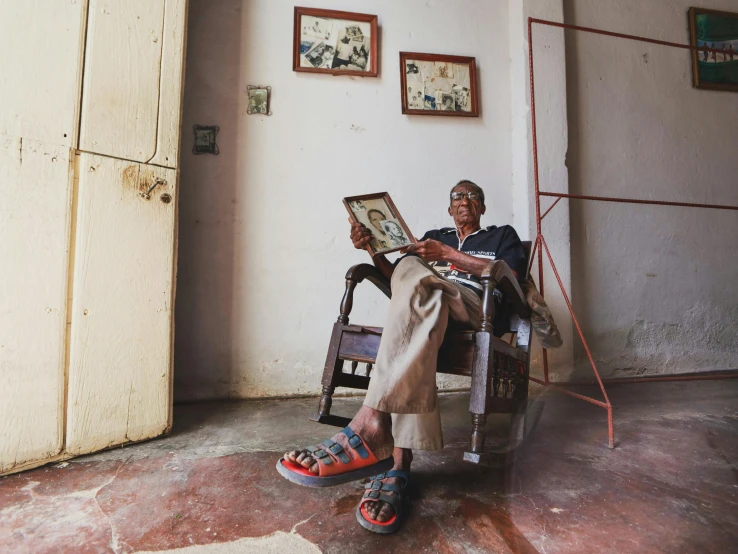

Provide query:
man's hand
left=349, top=218, right=373, bottom=250
left=404, top=239, right=449, bottom=262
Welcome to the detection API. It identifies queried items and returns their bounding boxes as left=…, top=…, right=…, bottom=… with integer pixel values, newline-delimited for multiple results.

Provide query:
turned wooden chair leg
left=310, top=320, right=345, bottom=424
left=464, top=329, right=494, bottom=464
left=318, top=385, right=335, bottom=417
left=470, top=413, right=488, bottom=453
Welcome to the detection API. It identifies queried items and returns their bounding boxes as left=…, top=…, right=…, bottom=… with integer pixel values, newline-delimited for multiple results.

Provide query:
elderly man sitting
left=277, top=180, right=527, bottom=533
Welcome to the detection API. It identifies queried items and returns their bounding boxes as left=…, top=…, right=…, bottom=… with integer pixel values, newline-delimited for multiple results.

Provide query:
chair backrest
left=521, top=241, right=532, bottom=281
left=507, top=240, right=532, bottom=350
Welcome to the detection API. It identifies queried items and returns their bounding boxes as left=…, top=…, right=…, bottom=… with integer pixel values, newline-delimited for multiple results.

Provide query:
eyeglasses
left=450, top=191, right=484, bottom=202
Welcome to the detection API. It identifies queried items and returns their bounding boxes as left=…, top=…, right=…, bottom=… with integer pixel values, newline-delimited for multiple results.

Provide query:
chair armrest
left=344, top=264, right=392, bottom=298
left=337, top=264, right=391, bottom=324
left=479, top=261, right=531, bottom=330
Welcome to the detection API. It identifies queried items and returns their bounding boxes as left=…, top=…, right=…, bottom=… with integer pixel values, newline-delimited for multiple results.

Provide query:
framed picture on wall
left=689, top=7, right=738, bottom=92
left=399, top=52, right=479, bottom=117
left=293, top=7, right=378, bottom=77
left=343, top=192, right=416, bottom=256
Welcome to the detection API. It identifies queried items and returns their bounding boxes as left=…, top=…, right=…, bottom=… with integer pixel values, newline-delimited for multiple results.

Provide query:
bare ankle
left=350, top=406, right=393, bottom=459
left=353, top=406, right=391, bottom=438
left=392, top=447, right=412, bottom=471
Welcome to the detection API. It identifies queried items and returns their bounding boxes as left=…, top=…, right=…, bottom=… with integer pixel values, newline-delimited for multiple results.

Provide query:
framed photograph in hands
left=293, top=7, right=378, bottom=77
left=400, top=52, right=479, bottom=117
left=343, top=192, right=416, bottom=256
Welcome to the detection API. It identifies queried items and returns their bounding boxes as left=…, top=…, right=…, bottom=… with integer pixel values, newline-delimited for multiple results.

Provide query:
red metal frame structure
left=527, top=18, right=738, bottom=449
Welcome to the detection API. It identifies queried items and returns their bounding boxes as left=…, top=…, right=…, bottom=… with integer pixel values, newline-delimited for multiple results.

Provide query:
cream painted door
left=0, top=0, right=87, bottom=147
left=0, top=0, right=85, bottom=474
left=64, top=0, right=187, bottom=455
left=79, top=0, right=188, bottom=168
left=0, top=138, right=74, bottom=474
left=65, top=155, right=178, bottom=455
left=0, top=0, right=187, bottom=475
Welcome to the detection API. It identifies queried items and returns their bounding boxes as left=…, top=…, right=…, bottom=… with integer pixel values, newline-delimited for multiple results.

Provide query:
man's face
left=448, top=183, right=486, bottom=228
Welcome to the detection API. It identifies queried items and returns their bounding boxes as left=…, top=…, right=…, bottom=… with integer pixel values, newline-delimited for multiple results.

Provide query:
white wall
left=175, top=0, right=518, bottom=400
left=565, top=0, right=738, bottom=377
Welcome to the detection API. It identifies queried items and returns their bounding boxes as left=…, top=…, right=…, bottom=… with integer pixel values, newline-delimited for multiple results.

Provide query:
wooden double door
left=0, top=0, right=188, bottom=474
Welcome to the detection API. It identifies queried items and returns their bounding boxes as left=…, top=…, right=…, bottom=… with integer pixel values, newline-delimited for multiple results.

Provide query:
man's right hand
left=349, top=218, right=373, bottom=250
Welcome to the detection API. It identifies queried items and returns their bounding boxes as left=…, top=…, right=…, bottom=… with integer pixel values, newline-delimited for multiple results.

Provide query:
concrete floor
left=1, top=380, right=737, bottom=553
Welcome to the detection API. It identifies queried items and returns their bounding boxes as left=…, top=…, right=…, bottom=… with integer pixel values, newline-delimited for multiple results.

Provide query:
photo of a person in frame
left=381, top=220, right=411, bottom=248
left=368, top=209, right=387, bottom=237
left=332, top=35, right=353, bottom=68
left=349, top=43, right=369, bottom=70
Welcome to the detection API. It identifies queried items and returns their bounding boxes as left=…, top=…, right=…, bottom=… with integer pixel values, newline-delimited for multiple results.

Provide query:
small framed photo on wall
left=689, top=7, right=738, bottom=92
left=343, top=193, right=416, bottom=256
left=400, top=52, right=479, bottom=117
left=247, top=85, right=272, bottom=115
left=293, top=7, right=378, bottom=77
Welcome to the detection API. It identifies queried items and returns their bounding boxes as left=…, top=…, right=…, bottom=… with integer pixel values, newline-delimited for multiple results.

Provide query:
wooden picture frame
left=343, top=192, right=417, bottom=257
left=689, top=7, right=738, bottom=92
left=400, top=52, right=479, bottom=117
left=247, top=85, right=272, bottom=115
left=192, top=125, right=219, bottom=155
left=293, top=7, right=378, bottom=78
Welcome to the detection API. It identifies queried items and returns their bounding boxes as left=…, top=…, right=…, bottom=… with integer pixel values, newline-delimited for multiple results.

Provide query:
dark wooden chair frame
left=310, top=243, right=533, bottom=464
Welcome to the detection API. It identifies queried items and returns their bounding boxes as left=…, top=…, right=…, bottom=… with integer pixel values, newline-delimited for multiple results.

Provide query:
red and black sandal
left=276, top=427, right=393, bottom=488
left=356, top=470, right=410, bottom=534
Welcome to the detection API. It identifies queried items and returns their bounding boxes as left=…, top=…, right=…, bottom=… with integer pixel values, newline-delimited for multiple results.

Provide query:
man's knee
left=392, top=255, right=432, bottom=286
left=394, top=254, right=431, bottom=275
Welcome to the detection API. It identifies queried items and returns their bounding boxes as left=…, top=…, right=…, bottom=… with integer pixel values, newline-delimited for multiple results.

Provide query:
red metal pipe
left=529, top=18, right=542, bottom=237
left=529, top=17, right=737, bottom=56
left=530, top=377, right=609, bottom=408
left=527, top=235, right=540, bottom=279
left=527, top=15, right=738, bottom=451
left=540, top=236, right=612, bottom=408
left=539, top=191, right=738, bottom=212
left=540, top=197, right=562, bottom=220
left=549, top=370, right=738, bottom=387
left=529, top=18, right=547, bottom=319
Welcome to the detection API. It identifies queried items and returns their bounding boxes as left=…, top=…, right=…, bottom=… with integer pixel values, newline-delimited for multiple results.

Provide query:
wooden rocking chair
left=310, top=243, right=534, bottom=465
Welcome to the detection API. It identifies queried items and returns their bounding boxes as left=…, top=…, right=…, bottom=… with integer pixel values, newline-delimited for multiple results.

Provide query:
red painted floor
left=1, top=381, right=736, bottom=553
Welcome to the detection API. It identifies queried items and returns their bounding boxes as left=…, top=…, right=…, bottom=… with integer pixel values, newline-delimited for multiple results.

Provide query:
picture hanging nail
left=247, top=85, right=272, bottom=115
left=192, top=125, right=220, bottom=155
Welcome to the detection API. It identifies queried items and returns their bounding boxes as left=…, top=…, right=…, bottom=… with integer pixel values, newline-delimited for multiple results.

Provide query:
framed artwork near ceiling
left=399, top=52, right=479, bottom=117
left=293, top=7, right=378, bottom=77
left=689, top=7, right=738, bottom=92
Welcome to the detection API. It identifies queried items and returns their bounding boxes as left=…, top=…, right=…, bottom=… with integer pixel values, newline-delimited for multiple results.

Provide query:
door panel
left=0, top=0, right=87, bottom=147
left=65, top=153, right=177, bottom=455
left=0, top=137, right=73, bottom=473
left=79, top=0, right=166, bottom=162
left=148, top=0, right=188, bottom=168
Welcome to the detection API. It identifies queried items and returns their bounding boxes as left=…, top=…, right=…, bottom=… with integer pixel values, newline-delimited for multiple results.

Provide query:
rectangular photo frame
left=343, top=192, right=417, bottom=256
left=689, top=7, right=738, bottom=92
left=400, top=52, right=479, bottom=117
left=293, top=7, right=378, bottom=77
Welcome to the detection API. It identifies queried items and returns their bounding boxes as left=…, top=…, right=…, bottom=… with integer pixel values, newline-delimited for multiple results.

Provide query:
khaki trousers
left=363, top=256, right=482, bottom=450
